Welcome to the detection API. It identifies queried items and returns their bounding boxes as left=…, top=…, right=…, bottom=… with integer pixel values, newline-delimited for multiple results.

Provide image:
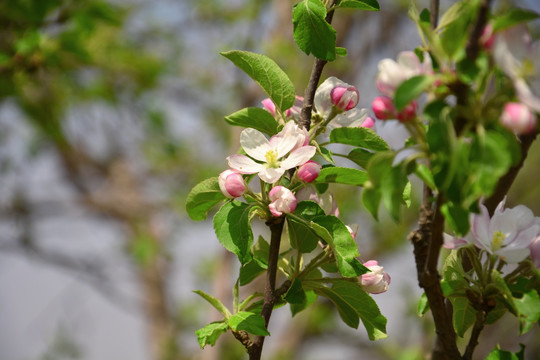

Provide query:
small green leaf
left=441, top=202, right=470, bottom=236
left=486, top=345, right=521, bottom=360
left=195, top=321, right=229, bottom=349
left=314, top=166, right=368, bottom=186
left=290, top=289, right=317, bottom=316
left=414, top=163, right=436, bottom=190
left=493, top=8, right=540, bottom=31
left=225, top=107, right=279, bottom=135
left=213, top=201, right=254, bottom=264
left=338, top=0, right=380, bottom=11
left=292, top=0, right=337, bottom=61
left=514, top=289, right=540, bottom=335
left=312, top=215, right=368, bottom=277
left=336, top=47, right=348, bottom=57
left=228, top=311, right=270, bottom=336
left=284, top=278, right=307, bottom=305
left=186, top=177, right=226, bottom=221
left=315, top=281, right=387, bottom=340
left=347, top=148, right=373, bottom=168
left=417, top=292, right=430, bottom=316
left=450, top=297, right=477, bottom=337
left=330, top=127, right=389, bottom=151
left=193, top=290, right=232, bottom=318
left=394, top=75, right=433, bottom=111
left=221, top=50, right=296, bottom=113
left=491, top=269, right=518, bottom=315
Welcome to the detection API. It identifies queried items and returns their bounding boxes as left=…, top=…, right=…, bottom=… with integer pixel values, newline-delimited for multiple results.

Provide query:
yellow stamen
left=265, top=149, right=279, bottom=168
left=492, top=231, right=505, bottom=251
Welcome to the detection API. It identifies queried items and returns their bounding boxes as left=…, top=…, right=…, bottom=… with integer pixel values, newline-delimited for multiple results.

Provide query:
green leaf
left=228, top=311, right=270, bottom=336
left=221, top=50, right=296, bottom=113
left=514, top=289, right=540, bottom=335
left=441, top=251, right=468, bottom=297
left=290, top=290, right=317, bottom=316
left=338, top=0, right=380, bottom=11
left=213, top=201, right=254, bottom=264
left=195, top=321, right=228, bottom=349
left=436, top=0, right=469, bottom=31
left=450, top=297, right=477, bottom=337
left=284, top=278, right=307, bottom=305
left=292, top=0, right=337, bottom=61
left=239, top=260, right=266, bottom=286
left=486, top=345, right=521, bottom=360
left=493, top=8, right=540, bottom=31
left=491, top=269, right=518, bottom=315
left=314, top=166, right=368, bottom=186
left=362, top=186, right=382, bottom=220
left=414, top=163, right=436, bottom=190
left=394, top=75, right=433, bottom=111
left=417, top=292, right=430, bottom=316
left=312, top=215, right=368, bottom=277
left=186, top=177, right=226, bottom=221
left=318, top=146, right=335, bottom=164
left=315, top=280, right=387, bottom=340
left=441, top=202, right=470, bottom=236
left=225, top=107, right=279, bottom=135
left=287, top=202, right=325, bottom=253
left=347, top=148, right=373, bottom=168
left=336, top=47, right=348, bottom=57
left=439, top=1, right=474, bottom=58
left=193, top=290, right=232, bottom=318
left=330, top=127, right=389, bottom=151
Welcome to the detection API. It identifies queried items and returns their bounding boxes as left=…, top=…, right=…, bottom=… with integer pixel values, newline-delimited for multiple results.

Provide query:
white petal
left=471, top=205, right=492, bottom=251
left=330, top=108, right=369, bottom=129
left=397, top=51, right=421, bottom=73
left=315, top=77, right=341, bottom=117
left=280, top=146, right=316, bottom=170
left=259, top=167, right=285, bottom=183
left=227, top=154, right=264, bottom=174
left=274, top=126, right=298, bottom=158
left=496, top=247, right=530, bottom=263
left=515, top=78, right=540, bottom=113
left=240, top=128, right=271, bottom=161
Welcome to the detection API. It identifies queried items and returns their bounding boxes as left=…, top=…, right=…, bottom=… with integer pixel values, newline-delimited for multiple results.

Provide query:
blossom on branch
left=500, top=102, right=537, bottom=135
left=375, top=51, right=432, bottom=96
left=444, top=199, right=540, bottom=263
left=361, top=260, right=391, bottom=294
left=268, top=186, right=297, bottom=217
left=218, top=169, right=245, bottom=198
left=227, top=121, right=316, bottom=184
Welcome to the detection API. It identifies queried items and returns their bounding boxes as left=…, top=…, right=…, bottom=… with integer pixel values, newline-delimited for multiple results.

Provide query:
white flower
left=227, top=121, right=316, bottom=184
left=445, top=198, right=540, bottom=263
left=315, top=77, right=358, bottom=118
left=361, top=260, right=391, bottom=294
left=376, top=51, right=432, bottom=96
left=494, top=24, right=540, bottom=113
left=268, top=186, right=297, bottom=217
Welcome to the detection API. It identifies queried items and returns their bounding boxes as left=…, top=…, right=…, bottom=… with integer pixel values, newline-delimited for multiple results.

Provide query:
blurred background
left=1, top=0, right=539, bottom=359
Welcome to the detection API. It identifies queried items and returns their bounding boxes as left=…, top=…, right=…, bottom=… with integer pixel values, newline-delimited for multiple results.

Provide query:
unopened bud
left=331, top=85, right=359, bottom=112
left=361, top=260, right=391, bottom=294
left=268, top=186, right=297, bottom=217
left=297, top=160, right=322, bottom=183
left=500, top=102, right=537, bottom=134
left=397, top=101, right=418, bottom=122
left=372, top=96, right=396, bottom=120
left=219, top=170, right=245, bottom=199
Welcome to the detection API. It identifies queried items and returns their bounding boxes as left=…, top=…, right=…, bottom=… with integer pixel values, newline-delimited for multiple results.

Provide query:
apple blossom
left=396, top=101, right=418, bottom=123
left=372, top=96, right=396, bottom=120
left=361, top=260, right=391, bottom=294
left=268, top=186, right=297, bottom=217
left=494, top=24, right=540, bottom=113
left=361, top=116, right=375, bottom=129
left=297, top=160, right=321, bottom=183
left=530, top=236, right=540, bottom=269
left=445, top=199, right=540, bottom=263
left=227, top=121, right=316, bottom=184
left=296, top=187, right=339, bottom=217
left=262, top=96, right=304, bottom=120
left=218, top=169, right=245, bottom=198
left=315, top=77, right=359, bottom=118
left=376, top=51, right=432, bottom=96
left=500, top=102, right=537, bottom=134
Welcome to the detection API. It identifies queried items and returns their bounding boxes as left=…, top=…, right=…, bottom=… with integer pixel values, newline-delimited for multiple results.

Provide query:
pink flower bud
left=372, top=96, right=396, bottom=120
left=297, top=160, right=322, bottom=183
left=531, top=236, right=540, bottom=269
left=500, top=102, right=537, bottom=134
left=330, top=85, right=359, bottom=112
left=219, top=170, right=245, bottom=199
left=268, top=186, right=297, bottom=217
left=261, top=98, right=276, bottom=117
left=361, top=260, right=391, bottom=294
left=396, top=101, right=418, bottom=122
left=285, top=95, right=304, bottom=120
left=480, top=24, right=495, bottom=50
left=360, top=116, right=375, bottom=129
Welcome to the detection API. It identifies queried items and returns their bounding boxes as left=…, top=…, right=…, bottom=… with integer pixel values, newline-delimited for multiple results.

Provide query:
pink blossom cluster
left=444, top=198, right=540, bottom=268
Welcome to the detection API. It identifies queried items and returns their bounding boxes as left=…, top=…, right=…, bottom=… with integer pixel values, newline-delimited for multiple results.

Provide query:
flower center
left=265, top=149, right=280, bottom=168
left=492, top=231, right=505, bottom=251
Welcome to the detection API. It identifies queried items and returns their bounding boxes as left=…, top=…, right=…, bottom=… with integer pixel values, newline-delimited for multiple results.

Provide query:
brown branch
left=249, top=219, right=285, bottom=360
left=463, top=310, right=486, bottom=360
left=430, top=0, right=439, bottom=29
left=465, top=0, right=493, bottom=61
left=298, top=0, right=336, bottom=130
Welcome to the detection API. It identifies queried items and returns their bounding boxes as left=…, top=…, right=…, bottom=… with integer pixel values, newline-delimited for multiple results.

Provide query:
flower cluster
left=372, top=51, right=432, bottom=122
left=444, top=198, right=540, bottom=267
left=494, top=24, right=539, bottom=134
